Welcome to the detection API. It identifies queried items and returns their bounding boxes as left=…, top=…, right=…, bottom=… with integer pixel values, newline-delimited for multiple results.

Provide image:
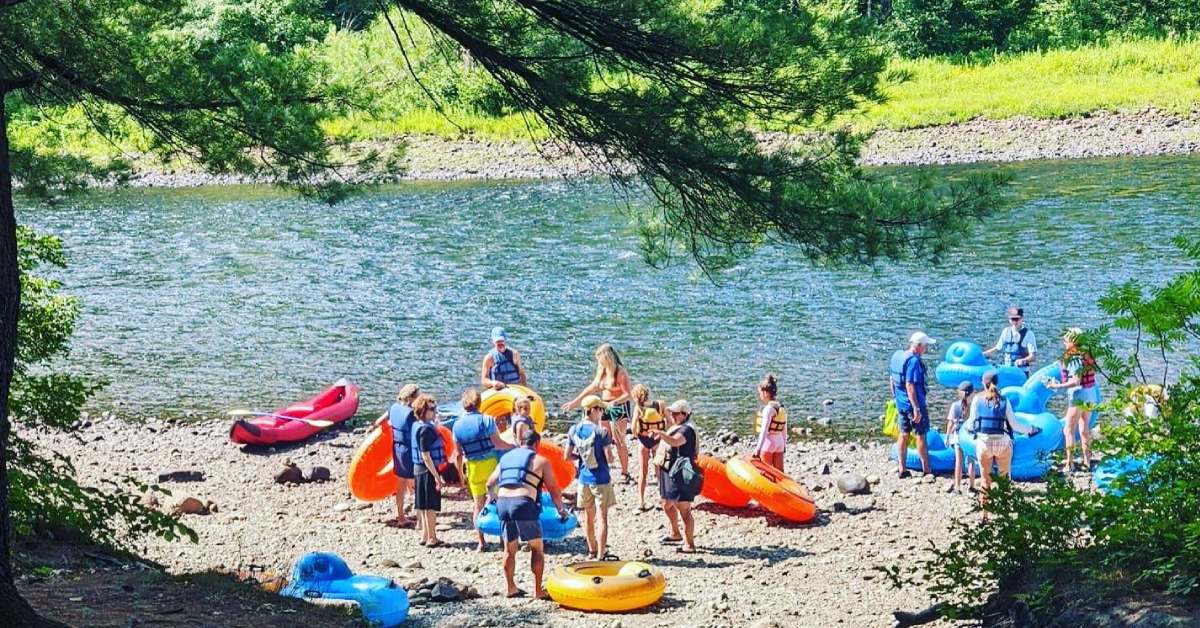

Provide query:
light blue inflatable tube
left=893, top=343, right=1100, bottom=480
left=1093, top=456, right=1154, bottom=496
left=282, top=552, right=408, bottom=627
left=475, top=492, right=578, bottom=541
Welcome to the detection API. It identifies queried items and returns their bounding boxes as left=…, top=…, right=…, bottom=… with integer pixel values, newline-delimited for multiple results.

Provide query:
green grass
left=849, top=38, right=1200, bottom=131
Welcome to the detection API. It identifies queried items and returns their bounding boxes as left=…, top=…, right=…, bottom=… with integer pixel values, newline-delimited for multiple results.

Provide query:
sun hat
left=667, top=400, right=691, bottom=415
left=909, top=331, right=937, bottom=346
left=491, top=326, right=508, bottom=343
left=957, top=381, right=974, bottom=394
left=581, top=395, right=606, bottom=411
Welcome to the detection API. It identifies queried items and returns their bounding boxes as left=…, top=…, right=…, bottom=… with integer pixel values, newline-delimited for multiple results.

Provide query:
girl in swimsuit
left=562, top=343, right=633, bottom=483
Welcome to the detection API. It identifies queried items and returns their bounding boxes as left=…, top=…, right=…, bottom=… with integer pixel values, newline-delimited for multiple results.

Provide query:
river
left=18, top=155, right=1200, bottom=431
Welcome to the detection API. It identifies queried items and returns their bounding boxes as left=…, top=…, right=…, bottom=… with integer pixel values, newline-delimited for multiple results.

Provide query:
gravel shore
left=114, top=108, right=1200, bottom=188
left=30, top=415, right=981, bottom=627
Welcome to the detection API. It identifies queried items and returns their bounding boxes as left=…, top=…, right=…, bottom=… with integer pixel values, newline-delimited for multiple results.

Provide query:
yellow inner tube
left=545, top=561, right=665, bottom=612
left=480, top=384, right=547, bottom=432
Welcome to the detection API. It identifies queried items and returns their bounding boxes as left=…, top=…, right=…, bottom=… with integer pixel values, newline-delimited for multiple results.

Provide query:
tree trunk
left=0, top=90, right=63, bottom=628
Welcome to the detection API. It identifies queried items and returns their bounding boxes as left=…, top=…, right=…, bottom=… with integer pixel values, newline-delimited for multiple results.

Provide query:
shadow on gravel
left=693, top=502, right=769, bottom=518
left=703, top=545, right=812, bottom=564
left=646, top=555, right=736, bottom=569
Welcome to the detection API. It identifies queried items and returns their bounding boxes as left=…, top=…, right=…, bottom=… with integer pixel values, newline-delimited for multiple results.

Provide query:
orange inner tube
left=537, top=440, right=576, bottom=489
left=726, top=456, right=816, bottom=523
left=696, top=455, right=751, bottom=508
left=347, top=421, right=459, bottom=502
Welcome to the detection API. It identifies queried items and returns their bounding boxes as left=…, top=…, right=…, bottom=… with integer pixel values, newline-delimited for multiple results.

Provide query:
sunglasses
left=1009, top=317, right=1022, bottom=322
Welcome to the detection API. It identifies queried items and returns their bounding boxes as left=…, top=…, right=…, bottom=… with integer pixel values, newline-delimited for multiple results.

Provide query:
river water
left=18, top=155, right=1200, bottom=430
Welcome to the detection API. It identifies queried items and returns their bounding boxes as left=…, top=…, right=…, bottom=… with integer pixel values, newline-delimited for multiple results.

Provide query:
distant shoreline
left=110, top=108, right=1200, bottom=188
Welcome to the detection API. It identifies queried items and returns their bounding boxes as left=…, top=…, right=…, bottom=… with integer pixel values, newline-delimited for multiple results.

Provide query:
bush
left=886, top=237, right=1200, bottom=621
left=9, top=226, right=194, bottom=547
left=888, top=0, right=1039, bottom=56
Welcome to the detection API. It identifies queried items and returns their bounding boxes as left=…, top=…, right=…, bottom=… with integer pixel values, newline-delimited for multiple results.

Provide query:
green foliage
left=881, top=0, right=1200, bottom=56
left=9, top=226, right=196, bottom=547
left=4, top=0, right=388, bottom=201
left=888, top=0, right=1038, bottom=57
left=888, top=238, right=1200, bottom=620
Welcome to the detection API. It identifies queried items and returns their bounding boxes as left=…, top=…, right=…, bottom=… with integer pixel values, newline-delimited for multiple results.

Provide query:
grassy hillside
left=851, top=38, right=1200, bottom=130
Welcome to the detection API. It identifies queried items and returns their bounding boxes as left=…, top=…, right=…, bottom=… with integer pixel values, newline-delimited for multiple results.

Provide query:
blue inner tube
left=475, top=492, right=578, bottom=541
left=281, top=552, right=409, bottom=627
left=1093, top=456, right=1154, bottom=496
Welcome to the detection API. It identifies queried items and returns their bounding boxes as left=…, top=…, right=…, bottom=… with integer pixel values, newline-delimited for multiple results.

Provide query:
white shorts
left=758, top=432, right=786, bottom=453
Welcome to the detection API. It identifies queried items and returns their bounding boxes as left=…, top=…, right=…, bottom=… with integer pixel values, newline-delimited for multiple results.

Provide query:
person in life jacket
left=564, top=395, right=617, bottom=560
left=889, top=331, right=936, bottom=478
left=1044, top=328, right=1100, bottom=473
left=752, top=373, right=787, bottom=473
left=410, top=394, right=448, bottom=548
left=452, top=388, right=513, bottom=552
left=648, top=399, right=702, bottom=553
left=480, top=327, right=527, bottom=390
left=561, top=343, right=634, bottom=485
left=510, top=396, right=537, bottom=444
left=629, top=384, right=666, bottom=511
left=966, top=370, right=1041, bottom=506
left=382, top=383, right=420, bottom=528
left=983, top=306, right=1037, bottom=376
left=485, top=430, right=569, bottom=599
left=943, top=381, right=978, bottom=495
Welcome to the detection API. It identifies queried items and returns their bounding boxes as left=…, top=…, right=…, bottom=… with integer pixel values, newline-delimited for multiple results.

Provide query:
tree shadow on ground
left=702, top=545, right=812, bottom=564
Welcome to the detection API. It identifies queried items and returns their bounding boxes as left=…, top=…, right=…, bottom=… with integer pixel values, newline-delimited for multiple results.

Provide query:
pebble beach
left=29, top=414, right=983, bottom=627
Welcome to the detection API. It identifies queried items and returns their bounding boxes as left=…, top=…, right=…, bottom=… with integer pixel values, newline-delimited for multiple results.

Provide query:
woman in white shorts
left=753, top=373, right=787, bottom=472
left=968, top=370, right=1041, bottom=506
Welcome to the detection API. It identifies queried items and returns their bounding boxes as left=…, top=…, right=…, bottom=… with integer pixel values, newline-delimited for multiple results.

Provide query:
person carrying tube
left=983, top=306, right=1037, bottom=377
left=889, top=331, right=935, bottom=478
left=452, top=388, right=513, bottom=552
left=481, top=326, right=527, bottom=390
left=485, top=430, right=569, bottom=599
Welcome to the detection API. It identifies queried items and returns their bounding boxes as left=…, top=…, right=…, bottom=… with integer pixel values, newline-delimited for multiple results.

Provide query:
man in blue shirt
left=890, top=331, right=935, bottom=478
left=565, top=395, right=616, bottom=560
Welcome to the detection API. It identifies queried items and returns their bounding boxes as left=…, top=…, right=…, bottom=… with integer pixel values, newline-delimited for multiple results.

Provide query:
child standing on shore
left=753, top=374, right=787, bottom=473
left=945, top=381, right=977, bottom=494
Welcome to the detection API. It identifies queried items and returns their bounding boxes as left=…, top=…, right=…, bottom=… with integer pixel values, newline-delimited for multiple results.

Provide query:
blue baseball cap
left=491, top=327, right=508, bottom=343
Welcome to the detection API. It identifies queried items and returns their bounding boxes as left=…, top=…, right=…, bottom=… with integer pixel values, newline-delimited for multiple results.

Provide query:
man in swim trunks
left=487, top=430, right=568, bottom=599
left=452, top=388, right=512, bottom=551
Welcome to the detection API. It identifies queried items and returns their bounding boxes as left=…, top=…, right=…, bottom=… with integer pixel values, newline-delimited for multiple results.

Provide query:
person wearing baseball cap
left=888, top=331, right=937, bottom=478
left=966, top=369, right=1041, bottom=506
left=649, top=400, right=701, bottom=553
left=481, top=326, right=527, bottom=390
left=983, top=306, right=1037, bottom=377
left=564, top=395, right=617, bottom=560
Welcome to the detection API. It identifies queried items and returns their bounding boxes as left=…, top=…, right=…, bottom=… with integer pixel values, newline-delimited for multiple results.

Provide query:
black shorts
left=414, top=470, right=441, bottom=511
left=393, top=443, right=415, bottom=479
left=658, top=467, right=696, bottom=503
left=637, top=435, right=658, bottom=449
left=898, top=407, right=930, bottom=436
left=496, top=496, right=542, bottom=543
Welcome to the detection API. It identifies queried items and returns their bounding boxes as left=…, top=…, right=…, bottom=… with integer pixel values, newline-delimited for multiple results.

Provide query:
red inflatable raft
left=230, top=381, right=360, bottom=445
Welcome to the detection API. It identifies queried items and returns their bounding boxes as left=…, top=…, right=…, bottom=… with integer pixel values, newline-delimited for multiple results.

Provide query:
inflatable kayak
left=696, top=455, right=751, bottom=508
left=282, top=552, right=408, bottom=627
left=546, top=561, right=665, bottom=612
left=348, top=422, right=457, bottom=502
left=726, top=456, right=817, bottom=523
left=230, top=381, right=359, bottom=446
left=475, top=492, right=578, bottom=541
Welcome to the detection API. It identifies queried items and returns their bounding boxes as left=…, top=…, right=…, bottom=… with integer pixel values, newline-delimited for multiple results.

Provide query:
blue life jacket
left=388, top=403, right=415, bottom=450
left=889, top=350, right=926, bottom=410
left=1002, top=327, right=1031, bottom=368
left=410, top=422, right=446, bottom=468
left=974, top=397, right=1010, bottom=436
left=512, top=415, right=536, bottom=435
left=452, top=412, right=497, bottom=461
left=488, top=348, right=521, bottom=384
left=497, top=447, right=542, bottom=490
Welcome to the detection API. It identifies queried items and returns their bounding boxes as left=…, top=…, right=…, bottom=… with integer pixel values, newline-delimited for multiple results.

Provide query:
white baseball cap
left=667, top=400, right=691, bottom=415
left=909, top=331, right=937, bottom=346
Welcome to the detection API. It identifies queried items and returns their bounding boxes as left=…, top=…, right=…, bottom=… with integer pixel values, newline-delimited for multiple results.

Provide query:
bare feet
left=533, top=588, right=549, bottom=600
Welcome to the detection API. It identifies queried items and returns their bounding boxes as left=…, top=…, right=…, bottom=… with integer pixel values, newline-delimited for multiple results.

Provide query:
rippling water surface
left=18, top=155, right=1200, bottom=429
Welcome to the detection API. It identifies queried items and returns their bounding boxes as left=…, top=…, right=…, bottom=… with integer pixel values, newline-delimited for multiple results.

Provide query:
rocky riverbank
left=26, top=415, right=979, bottom=627
left=114, top=108, right=1200, bottom=188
